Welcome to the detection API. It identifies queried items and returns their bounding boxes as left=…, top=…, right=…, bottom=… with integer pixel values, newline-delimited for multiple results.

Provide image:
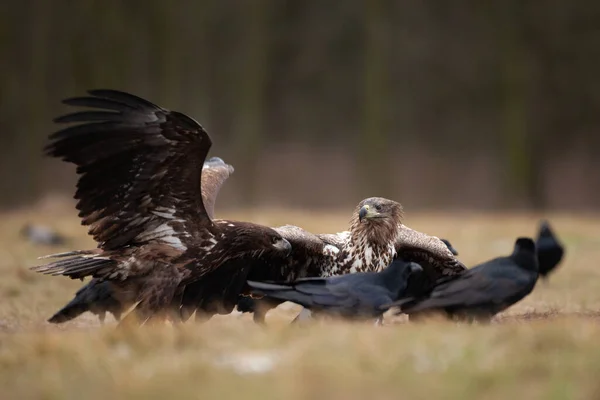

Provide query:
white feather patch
left=161, top=235, right=187, bottom=251
left=135, top=222, right=187, bottom=251
left=323, top=244, right=340, bottom=255
left=151, top=207, right=177, bottom=220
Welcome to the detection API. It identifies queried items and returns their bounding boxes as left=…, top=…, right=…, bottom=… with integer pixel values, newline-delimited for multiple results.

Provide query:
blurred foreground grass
left=1, top=197, right=599, bottom=399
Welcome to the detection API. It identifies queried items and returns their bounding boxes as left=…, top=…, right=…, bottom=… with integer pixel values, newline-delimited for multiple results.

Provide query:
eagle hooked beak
left=359, top=204, right=378, bottom=222
left=274, top=238, right=292, bottom=256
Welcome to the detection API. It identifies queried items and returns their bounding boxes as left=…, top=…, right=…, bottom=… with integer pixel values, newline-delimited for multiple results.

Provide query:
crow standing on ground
left=390, top=237, right=539, bottom=323
left=238, top=238, right=460, bottom=321
left=535, top=220, right=565, bottom=279
left=247, top=258, right=423, bottom=322
left=440, top=239, right=459, bottom=256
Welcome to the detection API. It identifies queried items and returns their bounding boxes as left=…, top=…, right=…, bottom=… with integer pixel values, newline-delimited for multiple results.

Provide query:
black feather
left=62, top=96, right=136, bottom=112
left=248, top=259, right=423, bottom=321
left=394, top=237, right=539, bottom=322
left=48, top=279, right=124, bottom=324
left=87, top=89, right=162, bottom=109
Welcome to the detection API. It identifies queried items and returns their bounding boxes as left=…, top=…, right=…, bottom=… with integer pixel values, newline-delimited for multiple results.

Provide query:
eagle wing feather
left=45, top=89, right=213, bottom=252
left=395, top=224, right=466, bottom=281
left=200, top=157, right=234, bottom=220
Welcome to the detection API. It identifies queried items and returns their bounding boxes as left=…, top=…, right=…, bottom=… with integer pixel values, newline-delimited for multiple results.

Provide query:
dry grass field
left=1, top=197, right=599, bottom=399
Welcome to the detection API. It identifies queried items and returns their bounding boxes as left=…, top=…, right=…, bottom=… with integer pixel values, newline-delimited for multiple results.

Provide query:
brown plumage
left=31, top=89, right=292, bottom=325
left=46, top=157, right=237, bottom=324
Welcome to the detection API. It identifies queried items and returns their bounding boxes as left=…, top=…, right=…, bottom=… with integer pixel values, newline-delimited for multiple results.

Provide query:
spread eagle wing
left=395, top=224, right=466, bottom=282
left=31, top=89, right=214, bottom=282
left=201, top=157, right=234, bottom=220
left=316, top=232, right=349, bottom=249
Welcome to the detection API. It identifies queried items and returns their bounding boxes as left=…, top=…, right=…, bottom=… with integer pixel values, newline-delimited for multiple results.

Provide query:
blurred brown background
left=1, top=0, right=599, bottom=212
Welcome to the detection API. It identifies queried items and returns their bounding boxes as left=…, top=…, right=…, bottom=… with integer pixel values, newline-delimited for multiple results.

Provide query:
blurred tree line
left=1, top=0, right=599, bottom=211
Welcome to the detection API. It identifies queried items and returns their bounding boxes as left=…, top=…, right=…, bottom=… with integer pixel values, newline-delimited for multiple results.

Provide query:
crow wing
left=248, top=278, right=392, bottom=317
left=400, top=261, right=535, bottom=313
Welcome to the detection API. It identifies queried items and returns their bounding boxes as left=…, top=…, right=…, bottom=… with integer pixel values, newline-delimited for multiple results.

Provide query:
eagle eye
left=271, top=236, right=279, bottom=244
left=375, top=204, right=382, bottom=211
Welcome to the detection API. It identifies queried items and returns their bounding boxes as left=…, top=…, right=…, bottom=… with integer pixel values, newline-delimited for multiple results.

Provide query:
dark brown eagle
left=45, top=156, right=237, bottom=324
left=30, top=89, right=293, bottom=325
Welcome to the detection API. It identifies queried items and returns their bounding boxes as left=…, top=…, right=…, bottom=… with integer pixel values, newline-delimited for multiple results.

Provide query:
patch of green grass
left=0, top=198, right=599, bottom=399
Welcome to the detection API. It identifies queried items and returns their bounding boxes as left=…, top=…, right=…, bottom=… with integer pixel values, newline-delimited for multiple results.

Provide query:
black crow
left=535, top=220, right=565, bottom=279
left=247, top=259, right=423, bottom=322
left=390, top=237, right=539, bottom=323
left=239, top=237, right=459, bottom=323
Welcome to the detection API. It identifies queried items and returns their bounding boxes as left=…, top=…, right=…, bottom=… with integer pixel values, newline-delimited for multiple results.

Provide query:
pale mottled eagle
left=227, top=199, right=467, bottom=323
left=31, top=90, right=292, bottom=325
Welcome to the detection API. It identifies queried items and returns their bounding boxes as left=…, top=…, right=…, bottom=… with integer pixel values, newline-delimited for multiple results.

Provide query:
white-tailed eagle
left=45, top=156, right=237, bottom=324
left=31, top=90, right=292, bottom=325
left=227, top=198, right=467, bottom=323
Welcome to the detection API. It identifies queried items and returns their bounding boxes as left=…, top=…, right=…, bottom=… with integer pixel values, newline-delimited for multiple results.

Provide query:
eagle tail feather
left=37, top=249, right=99, bottom=260
left=31, top=255, right=114, bottom=280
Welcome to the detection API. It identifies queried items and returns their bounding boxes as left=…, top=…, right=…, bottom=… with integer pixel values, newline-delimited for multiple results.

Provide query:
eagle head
left=222, top=222, right=292, bottom=258
left=356, top=197, right=403, bottom=224
left=350, top=197, right=404, bottom=247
